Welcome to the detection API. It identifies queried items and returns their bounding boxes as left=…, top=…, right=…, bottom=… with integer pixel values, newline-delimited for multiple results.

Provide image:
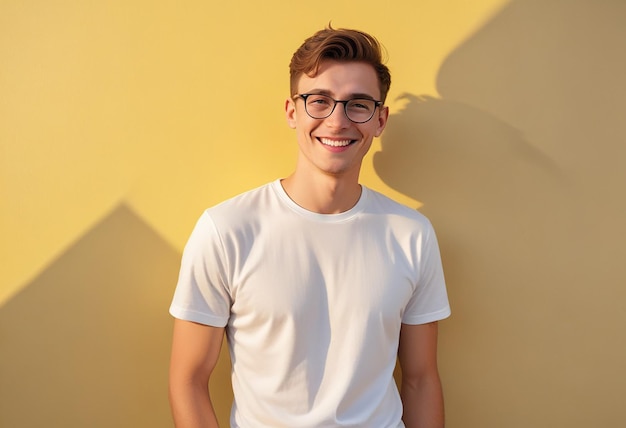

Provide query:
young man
left=168, top=27, right=450, bottom=428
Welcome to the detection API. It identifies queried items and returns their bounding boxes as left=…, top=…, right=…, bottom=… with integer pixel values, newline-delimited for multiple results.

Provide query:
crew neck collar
left=271, top=179, right=367, bottom=223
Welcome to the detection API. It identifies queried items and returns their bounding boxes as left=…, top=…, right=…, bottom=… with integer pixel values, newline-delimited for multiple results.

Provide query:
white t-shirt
left=170, top=180, right=450, bottom=428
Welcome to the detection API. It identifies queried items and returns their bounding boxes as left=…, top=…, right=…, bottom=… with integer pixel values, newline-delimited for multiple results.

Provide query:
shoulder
left=183, top=182, right=278, bottom=256
left=211, top=181, right=275, bottom=209
left=206, top=181, right=277, bottom=221
left=363, top=186, right=434, bottom=231
left=192, top=181, right=284, bottom=241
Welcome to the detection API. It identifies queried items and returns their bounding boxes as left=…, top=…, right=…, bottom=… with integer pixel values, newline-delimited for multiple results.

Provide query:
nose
left=324, top=103, right=351, bottom=128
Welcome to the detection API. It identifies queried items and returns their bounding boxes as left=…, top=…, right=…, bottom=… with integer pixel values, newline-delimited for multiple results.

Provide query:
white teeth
left=319, top=138, right=353, bottom=147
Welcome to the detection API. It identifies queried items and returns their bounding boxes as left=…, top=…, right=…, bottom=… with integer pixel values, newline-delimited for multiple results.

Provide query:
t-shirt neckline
left=271, top=179, right=368, bottom=223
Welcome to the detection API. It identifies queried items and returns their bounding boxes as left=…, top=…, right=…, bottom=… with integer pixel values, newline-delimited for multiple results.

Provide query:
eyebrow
left=304, top=89, right=379, bottom=101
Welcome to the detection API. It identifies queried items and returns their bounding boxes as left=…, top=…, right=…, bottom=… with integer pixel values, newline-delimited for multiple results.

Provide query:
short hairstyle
left=289, top=26, right=392, bottom=103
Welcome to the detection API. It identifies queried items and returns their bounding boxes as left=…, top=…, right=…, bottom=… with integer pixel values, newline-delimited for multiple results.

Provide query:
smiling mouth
left=318, top=137, right=356, bottom=147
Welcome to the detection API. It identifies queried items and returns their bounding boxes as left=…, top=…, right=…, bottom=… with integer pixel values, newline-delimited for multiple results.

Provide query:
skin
left=169, top=320, right=223, bottom=428
left=399, top=322, right=445, bottom=428
left=282, top=60, right=388, bottom=214
left=169, top=59, right=444, bottom=428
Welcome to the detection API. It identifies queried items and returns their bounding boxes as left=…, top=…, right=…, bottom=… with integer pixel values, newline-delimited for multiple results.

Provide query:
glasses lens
left=304, top=94, right=334, bottom=119
left=303, top=95, right=378, bottom=123
left=345, top=99, right=376, bottom=123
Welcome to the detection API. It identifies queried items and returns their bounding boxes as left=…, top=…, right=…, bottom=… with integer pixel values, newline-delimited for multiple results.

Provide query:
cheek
left=296, top=116, right=319, bottom=134
left=295, top=122, right=313, bottom=145
left=361, top=124, right=379, bottom=139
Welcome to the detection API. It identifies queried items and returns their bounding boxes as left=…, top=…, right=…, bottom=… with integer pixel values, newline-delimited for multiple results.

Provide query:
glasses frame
left=293, top=93, right=383, bottom=124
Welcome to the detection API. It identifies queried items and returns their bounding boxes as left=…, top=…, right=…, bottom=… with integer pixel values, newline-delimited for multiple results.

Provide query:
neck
left=280, top=170, right=362, bottom=214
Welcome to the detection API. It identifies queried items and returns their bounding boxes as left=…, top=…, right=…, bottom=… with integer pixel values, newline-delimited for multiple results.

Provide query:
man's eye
left=309, top=97, right=331, bottom=105
left=349, top=101, right=372, bottom=111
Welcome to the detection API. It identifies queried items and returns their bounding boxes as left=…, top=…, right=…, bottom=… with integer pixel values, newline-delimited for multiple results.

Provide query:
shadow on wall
left=375, top=1, right=626, bottom=427
left=0, top=205, right=233, bottom=427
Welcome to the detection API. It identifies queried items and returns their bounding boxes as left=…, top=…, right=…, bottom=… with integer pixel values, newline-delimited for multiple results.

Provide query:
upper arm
left=398, top=322, right=440, bottom=382
left=169, top=318, right=225, bottom=386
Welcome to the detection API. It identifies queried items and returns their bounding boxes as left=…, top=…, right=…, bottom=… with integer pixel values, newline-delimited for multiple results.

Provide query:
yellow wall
left=1, top=1, right=625, bottom=427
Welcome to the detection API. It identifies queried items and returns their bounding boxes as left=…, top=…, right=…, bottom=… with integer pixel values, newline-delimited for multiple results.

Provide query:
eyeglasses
left=293, top=93, right=382, bottom=124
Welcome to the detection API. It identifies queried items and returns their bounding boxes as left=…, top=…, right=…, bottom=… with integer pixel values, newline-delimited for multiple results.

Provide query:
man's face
left=285, top=60, right=389, bottom=179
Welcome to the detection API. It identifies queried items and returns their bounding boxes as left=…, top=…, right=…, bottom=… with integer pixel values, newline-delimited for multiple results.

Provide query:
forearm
left=400, top=372, right=445, bottom=428
left=169, top=380, right=220, bottom=428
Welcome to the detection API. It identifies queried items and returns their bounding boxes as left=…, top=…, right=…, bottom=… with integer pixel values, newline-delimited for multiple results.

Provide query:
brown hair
left=289, top=26, right=391, bottom=102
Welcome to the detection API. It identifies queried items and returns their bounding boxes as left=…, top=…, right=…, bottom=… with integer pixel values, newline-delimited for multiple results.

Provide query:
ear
left=285, top=98, right=297, bottom=129
left=374, top=105, right=389, bottom=137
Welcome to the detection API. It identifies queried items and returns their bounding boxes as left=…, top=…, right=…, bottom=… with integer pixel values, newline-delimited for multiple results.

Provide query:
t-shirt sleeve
left=402, top=222, right=451, bottom=325
left=169, top=211, right=232, bottom=327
